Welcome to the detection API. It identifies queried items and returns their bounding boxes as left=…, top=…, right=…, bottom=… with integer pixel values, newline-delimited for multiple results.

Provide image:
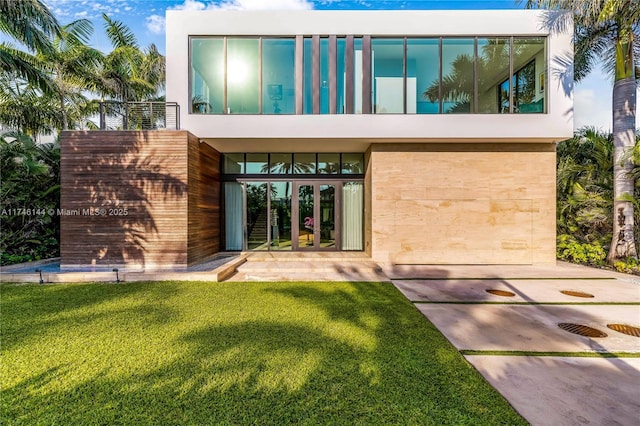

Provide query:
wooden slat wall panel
left=60, top=130, right=191, bottom=269
left=187, top=136, right=221, bottom=264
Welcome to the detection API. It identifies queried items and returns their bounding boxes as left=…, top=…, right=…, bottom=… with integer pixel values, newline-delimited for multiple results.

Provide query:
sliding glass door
left=225, top=180, right=361, bottom=251
left=294, top=182, right=337, bottom=250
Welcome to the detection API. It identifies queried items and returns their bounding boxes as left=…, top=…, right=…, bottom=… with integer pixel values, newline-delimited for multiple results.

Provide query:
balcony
left=99, top=102, right=180, bottom=130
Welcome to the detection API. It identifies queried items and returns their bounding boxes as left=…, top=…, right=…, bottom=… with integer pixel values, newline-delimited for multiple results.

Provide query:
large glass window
left=223, top=153, right=244, bottom=174
left=342, top=153, right=364, bottom=174
left=246, top=182, right=268, bottom=250
left=407, top=38, right=439, bottom=114
left=477, top=37, right=510, bottom=113
left=191, top=38, right=224, bottom=113
left=372, top=39, right=404, bottom=114
left=513, top=37, right=545, bottom=113
left=354, top=37, right=363, bottom=114
left=294, top=153, right=316, bottom=174
left=336, top=38, right=346, bottom=114
left=246, top=153, right=268, bottom=174
left=270, top=182, right=292, bottom=250
left=191, top=36, right=546, bottom=116
left=303, top=38, right=313, bottom=114
left=268, top=153, right=292, bottom=174
left=227, top=38, right=260, bottom=114
left=320, top=38, right=330, bottom=114
left=318, top=153, right=340, bottom=174
left=262, top=39, right=295, bottom=114
left=441, top=38, right=475, bottom=113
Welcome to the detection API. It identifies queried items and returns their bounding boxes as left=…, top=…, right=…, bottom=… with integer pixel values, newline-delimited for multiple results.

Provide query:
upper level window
left=477, top=37, right=510, bottom=114
left=407, top=38, right=439, bottom=114
left=440, top=38, right=475, bottom=113
left=227, top=38, right=260, bottom=114
left=190, top=35, right=546, bottom=115
left=372, top=39, right=404, bottom=114
left=513, top=37, right=545, bottom=113
left=263, top=39, right=295, bottom=115
left=191, top=38, right=224, bottom=113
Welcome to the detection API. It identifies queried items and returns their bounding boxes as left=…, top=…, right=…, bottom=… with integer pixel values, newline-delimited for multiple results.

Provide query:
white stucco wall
left=166, top=10, right=573, bottom=144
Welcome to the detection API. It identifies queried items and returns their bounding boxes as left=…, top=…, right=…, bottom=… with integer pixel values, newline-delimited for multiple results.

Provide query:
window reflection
left=342, top=153, right=364, bottom=174
left=294, top=153, right=316, bottom=174
left=320, top=38, right=330, bottom=114
left=303, top=38, right=313, bottom=114
left=372, top=39, right=404, bottom=114
left=336, top=38, right=346, bottom=114
left=191, top=38, right=224, bottom=114
left=227, top=38, right=260, bottom=114
left=268, top=153, right=292, bottom=174
left=190, top=36, right=546, bottom=116
left=477, top=38, right=510, bottom=113
left=262, top=39, right=295, bottom=114
left=318, top=153, right=340, bottom=174
left=513, top=37, right=545, bottom=113
left=437, top=38, right=475, bottom=113
left=408, top=39, right=439, bottom=114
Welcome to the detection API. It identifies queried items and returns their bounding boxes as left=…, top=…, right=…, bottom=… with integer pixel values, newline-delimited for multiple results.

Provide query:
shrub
left=613, top=258, right=640, bottom=275
left=556, top=234, right=607, bottom=266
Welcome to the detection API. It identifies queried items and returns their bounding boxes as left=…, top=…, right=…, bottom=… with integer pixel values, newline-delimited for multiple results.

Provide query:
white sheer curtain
left=342, top=182, right=363, bottom=250
left=225, top=182, right=243, bottom=250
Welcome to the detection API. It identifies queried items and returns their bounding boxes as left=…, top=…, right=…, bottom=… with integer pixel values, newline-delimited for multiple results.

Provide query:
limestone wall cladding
left=369, top=143, right=556, bottom=265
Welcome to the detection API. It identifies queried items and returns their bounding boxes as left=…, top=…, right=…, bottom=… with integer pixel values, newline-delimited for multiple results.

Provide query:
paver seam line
left=410, top=301, right=640, bottom=305
left=392, top=277, right=617, bottom=281
left=461, top=350, right=640, bottom=358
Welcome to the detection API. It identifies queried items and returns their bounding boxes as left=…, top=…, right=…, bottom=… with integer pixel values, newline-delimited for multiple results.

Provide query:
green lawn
left=1, top=281, right=526, bottom=425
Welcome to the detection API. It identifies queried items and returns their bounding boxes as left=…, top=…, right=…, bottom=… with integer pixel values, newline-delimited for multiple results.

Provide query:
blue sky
left=42, top=0, right=632, bottom=131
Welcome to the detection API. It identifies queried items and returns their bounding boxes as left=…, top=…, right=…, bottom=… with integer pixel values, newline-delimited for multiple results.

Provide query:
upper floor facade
left=166, top=10, right=573, bottom=144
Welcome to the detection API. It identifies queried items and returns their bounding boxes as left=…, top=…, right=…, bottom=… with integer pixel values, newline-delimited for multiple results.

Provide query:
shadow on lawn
left=0, top=282, right=180, bottom=353
left=2, top=282, right=526, bottom=425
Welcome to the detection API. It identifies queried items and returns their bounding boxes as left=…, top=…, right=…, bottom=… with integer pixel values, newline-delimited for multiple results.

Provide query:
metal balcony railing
left=99, top=102, right=180, bottom=130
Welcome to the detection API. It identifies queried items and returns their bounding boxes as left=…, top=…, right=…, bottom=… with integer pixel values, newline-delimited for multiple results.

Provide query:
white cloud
left=147, top=0, right=313, bottom=36
left=169, top=0, right=312, bottom=11
left=146, top=14, right=166, bottom=34
left=212, top=0, right=313, bottom=10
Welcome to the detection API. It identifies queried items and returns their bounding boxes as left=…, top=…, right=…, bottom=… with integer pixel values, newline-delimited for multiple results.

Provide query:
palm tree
left=523, top=0, right=639, bottom=262
left=97, top=14, right=165, bottom=102
left=0, top=0, right=60, bottom=94
left=557, top=127, right=614, bottom=244
left=36, top=19, right=103, bottom=131
left=0, top=74, right=59, bottom=136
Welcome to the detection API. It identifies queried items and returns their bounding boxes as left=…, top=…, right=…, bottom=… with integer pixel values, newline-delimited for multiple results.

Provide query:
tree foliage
left=524, top=0, right=639, bottom=263
left=0, top=131, right=60, bottom=265
left=557, top=127, right=639, bottom=272
left=0, top=4, right=166, bottom=265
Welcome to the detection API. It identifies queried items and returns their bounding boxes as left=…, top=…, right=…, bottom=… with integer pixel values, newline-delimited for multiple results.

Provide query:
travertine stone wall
left=60, top=130, right=220, bottom=269
left=368, top=143, right=556, bottom=265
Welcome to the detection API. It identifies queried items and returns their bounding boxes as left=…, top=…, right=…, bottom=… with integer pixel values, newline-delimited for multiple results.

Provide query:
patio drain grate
left=607, top=324, right=640, bottom=337
left=558, top=323, right=607, bottom=338
left=486, top=289, right=516, bottom=297
left=560, top=290, right=595, bottom=298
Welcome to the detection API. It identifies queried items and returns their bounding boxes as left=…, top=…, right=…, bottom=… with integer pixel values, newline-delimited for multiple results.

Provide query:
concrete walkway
left=389, top=263, right=640, bottom=426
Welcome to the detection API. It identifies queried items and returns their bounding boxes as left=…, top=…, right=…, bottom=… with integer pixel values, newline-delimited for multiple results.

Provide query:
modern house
left=60, top=9, right=573, bottom=270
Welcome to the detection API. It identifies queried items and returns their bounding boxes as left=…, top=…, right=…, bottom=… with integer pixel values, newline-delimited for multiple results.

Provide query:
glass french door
left=293, top=182, right=338, bottom=250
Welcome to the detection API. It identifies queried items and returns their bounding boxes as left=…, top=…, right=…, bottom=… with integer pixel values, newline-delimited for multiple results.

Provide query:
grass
left=1, top=281, right=526, bottom=425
